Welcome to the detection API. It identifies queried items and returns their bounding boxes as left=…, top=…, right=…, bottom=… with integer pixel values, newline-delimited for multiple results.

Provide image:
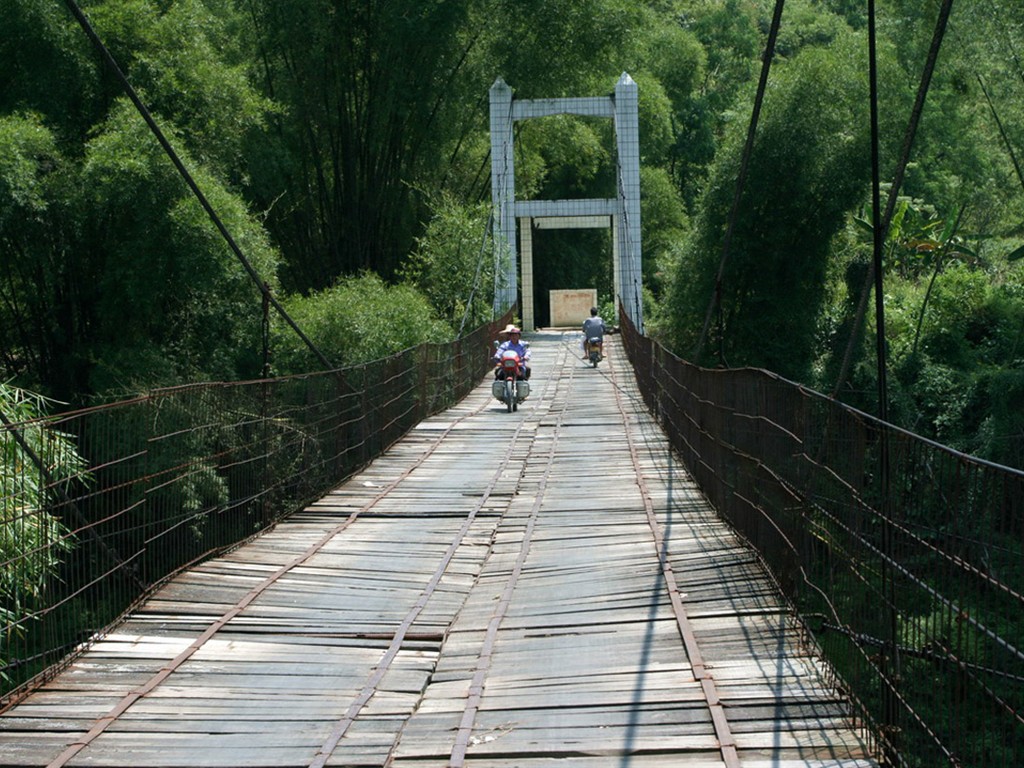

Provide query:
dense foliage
left=0, top=383, right=84, bottom=676
left=662, top=32, right=875, bottom=380
left=1, top=0, right=1022, bottom=466
left=270, top=273, right=453, bottom=373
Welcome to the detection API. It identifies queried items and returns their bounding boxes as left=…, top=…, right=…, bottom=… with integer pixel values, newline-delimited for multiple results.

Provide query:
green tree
left=91, top=0, right=273, bottom=183
left=78, top=101, right=279, bottom=395
left=0, top=1, right=279, bottom=400
left=400, top=193, right=494, bottom=333
left=639, top=165, right=690, bottom=294
left=270, top=273, right=452, bottom=373
left=637, top=19, right=711, bottom=208
left=0, top=0, right=103, bottom=138
left=980, top=367, right=1024, bottom=469
left=664, top=34, right=871, bottom=379
left=481, top=0, right=648, bottom=99
left=245, top=0, right=482, bottom=291
left=881, top=261, right=1024, bottom=463
left=515, top=114, right=615, bottom=202
left=0, top=113, right=68, bottom=389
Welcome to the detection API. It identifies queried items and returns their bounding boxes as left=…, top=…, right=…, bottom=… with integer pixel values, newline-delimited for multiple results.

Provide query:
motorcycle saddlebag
left=518, top=381, right=530, bottom=399
left=491, top=380, right=506, bottom=400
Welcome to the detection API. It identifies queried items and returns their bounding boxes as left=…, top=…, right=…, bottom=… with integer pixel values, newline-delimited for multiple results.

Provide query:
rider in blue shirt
left=494, top=326, right=531, bottom=379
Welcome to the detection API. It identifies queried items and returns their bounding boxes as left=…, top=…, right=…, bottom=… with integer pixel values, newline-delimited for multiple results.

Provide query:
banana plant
left=856, top=199, right=979, bottom=357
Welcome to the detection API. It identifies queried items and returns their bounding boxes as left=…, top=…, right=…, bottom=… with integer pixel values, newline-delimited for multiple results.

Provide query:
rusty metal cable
left=1, top=315, right=508, bottom=709
left=619, top=309, right=1024, bottom=767
left=0, top=404, right=146, bottom=593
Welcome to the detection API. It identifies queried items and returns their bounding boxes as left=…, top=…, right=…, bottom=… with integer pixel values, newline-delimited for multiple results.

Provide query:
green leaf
left=951, top=242, right=978, bottom=259
left=853, top=216, right=875, bottom=234
left=1007, top=244, right=1024, bottom=262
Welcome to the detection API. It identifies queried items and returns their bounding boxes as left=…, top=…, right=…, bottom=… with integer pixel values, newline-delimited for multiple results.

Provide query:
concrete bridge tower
left=489, top=74, right=643, bottom=332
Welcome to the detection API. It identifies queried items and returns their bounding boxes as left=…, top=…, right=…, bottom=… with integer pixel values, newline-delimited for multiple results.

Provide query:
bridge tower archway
left=490, top=74, right=642, bottom=332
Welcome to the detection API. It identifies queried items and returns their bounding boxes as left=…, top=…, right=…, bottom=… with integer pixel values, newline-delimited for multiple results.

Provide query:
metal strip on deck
left=0, top=332, right=877, bottom=767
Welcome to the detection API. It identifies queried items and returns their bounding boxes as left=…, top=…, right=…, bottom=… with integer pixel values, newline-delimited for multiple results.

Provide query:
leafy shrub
left=851, top=257, right=1024, bottom=467
left=271, top=273, right=453, bottom=373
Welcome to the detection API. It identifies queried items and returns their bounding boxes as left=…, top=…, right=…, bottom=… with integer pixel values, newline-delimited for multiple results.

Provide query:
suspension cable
left=976, top=72, right=1024, bottom=194
left=61, top=0, right=337, bottom=371
left=693, top=0, right=787, bottom=364
left=831, top=0, right=955, bottom=397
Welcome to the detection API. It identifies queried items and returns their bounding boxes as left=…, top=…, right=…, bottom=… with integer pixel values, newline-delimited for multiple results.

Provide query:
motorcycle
left=585, top=337, right=603, bottom=368
left=491, top=344, right=530, bottom=412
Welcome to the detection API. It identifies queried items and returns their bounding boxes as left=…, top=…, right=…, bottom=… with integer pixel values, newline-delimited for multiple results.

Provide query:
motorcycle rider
left=494, top=325, right=531, bottom=380
left=582, top=307, right=606, bottom=360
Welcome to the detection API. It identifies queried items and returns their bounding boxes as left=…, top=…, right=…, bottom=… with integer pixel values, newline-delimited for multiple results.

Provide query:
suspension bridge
left=4, top=311, right=1022, bottom=767
left=3, top=5, right=1023, bottom=760
left=1, top=329, right=883, bottom=767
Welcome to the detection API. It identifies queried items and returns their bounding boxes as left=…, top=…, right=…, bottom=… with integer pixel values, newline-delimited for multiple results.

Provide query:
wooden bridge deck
left=0, top=331, right=877, bottom=767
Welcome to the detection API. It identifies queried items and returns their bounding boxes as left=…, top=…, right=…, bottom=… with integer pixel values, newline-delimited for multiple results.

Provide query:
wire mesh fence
left=0, top=314, right=509, bottom=705
left=620, top=311, right=1024, bottom=768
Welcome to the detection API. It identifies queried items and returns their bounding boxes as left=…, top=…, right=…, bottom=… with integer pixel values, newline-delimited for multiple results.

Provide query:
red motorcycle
left=491, top=347, right=530, bottom=412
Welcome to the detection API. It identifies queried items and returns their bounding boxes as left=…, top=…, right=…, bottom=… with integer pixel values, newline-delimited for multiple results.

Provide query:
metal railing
left=620, top=310, right=1024, bottom=767
left=0, top=314, right=510, bottom=705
